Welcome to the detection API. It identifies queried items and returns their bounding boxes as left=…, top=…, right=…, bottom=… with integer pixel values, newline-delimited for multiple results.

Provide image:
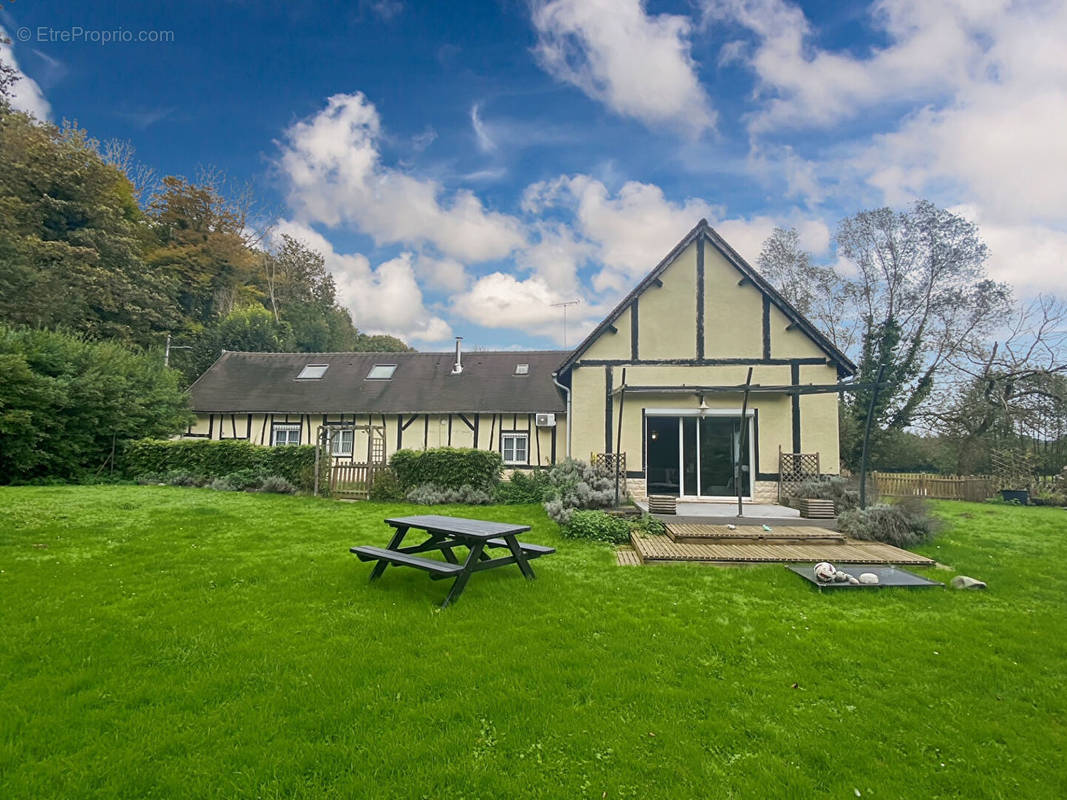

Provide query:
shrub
left=122, top=439, right=327, bottom=493
left=390, top=448, right=503, bottom=492
left=495, top=470, right=553, bottom=504
left=837, top=497, right=940, bottom=548
left=158, top=469, right=207, bottom=487
left=1030, top=488, right=1067, bottom=507
left=258, top=475, right=297, bottom=494
left=220, top=468, right=272, bottom=491
left=789, top=476, right=862, bottom=512
left=368, top=468, right=405, bottom=501
left=404, top=483, right=494, bottom=505
left=561, top=510, right=632, bottom=544
left=541, top=458, right=616, bottom=525
left=208, top=476, right=240, bottom=492
left=0, top=325, right=192, bottom=483
left=630, top=513, right=667, bottom=537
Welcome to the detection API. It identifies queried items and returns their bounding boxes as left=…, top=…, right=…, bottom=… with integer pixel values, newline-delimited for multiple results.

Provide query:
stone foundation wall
left=629, top=477, right=779, bottom=505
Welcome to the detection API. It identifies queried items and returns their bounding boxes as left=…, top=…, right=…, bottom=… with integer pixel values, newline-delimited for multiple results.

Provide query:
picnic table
left=350, top=514, right=555, bottom=607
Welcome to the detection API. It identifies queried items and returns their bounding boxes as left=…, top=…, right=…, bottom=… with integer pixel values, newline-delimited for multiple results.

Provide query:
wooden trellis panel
left=778, top=449, right=821, bottom=500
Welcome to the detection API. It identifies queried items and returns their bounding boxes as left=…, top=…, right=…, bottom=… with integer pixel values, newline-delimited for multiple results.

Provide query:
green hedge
left=122, top=439, right=328, bottom=493
left=390, top=448, right=503, bottom=492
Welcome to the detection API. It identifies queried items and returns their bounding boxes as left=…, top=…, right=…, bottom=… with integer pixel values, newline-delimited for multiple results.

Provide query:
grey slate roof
left=187, top=350, right=569, bottom=414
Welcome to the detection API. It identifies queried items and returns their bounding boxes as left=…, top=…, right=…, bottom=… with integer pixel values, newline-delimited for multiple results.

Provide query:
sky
left=2, top=0, right=1066, bottom=351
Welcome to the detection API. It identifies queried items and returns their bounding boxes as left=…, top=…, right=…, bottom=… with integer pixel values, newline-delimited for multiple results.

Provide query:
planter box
left=796, top=498, right=835, bottom=519
left=1000, top=489, right=1030, bottom=505
left=647, top=495, right=677, bottom=515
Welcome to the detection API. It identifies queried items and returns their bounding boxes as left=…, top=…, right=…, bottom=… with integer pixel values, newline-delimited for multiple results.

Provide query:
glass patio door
left=648, top=414, right=750, bottom=498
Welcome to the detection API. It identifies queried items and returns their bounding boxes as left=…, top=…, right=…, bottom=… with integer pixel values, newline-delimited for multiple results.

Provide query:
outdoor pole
left=736, top=367, right=754, bottom=517
left=314, top=427, right=322, bottom=497
left=858, top=362, right=888, bottom=509
left=164, top=333, right=171, bottom=368
left=614, top=368, right=626, bottom=507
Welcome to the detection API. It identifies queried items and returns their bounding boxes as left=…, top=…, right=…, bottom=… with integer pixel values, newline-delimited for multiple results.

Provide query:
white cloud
left=273, top=220, right=452, bottom=344
left=414, top=254, right=469, bottom=294
left=279, top=92, right=526, bottom=263
left=452, top=272, right=607, bottom=344
left=705, top=0, right=993, bottom=132
left=469, top=103, right=495, bottom=152
left=531, top=0, right=714, bottom=135
left=0, top=28, right=51, bottom=120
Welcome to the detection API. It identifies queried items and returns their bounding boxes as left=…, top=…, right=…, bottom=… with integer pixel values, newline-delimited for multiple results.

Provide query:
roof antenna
left=551, top=300, right=580, bottom=348
left=451, top=336, right=463, bottom=375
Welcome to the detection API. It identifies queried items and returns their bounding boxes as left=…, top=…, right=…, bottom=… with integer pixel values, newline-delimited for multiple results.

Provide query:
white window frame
left=271, top=424, right=302, bottom=447
left=330, top=428, right=354, bottom=457
left=366, top=364, right=397, bottom=380
left=501, top=432, right=529, bottom=465
left=296, top=364, right=329, bottom=380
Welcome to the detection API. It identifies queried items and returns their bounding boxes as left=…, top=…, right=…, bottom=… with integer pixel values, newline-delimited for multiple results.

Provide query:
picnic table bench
left=350, top=514, right=555, bottom=607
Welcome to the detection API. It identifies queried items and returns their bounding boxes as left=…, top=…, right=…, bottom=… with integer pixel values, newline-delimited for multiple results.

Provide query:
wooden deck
left=666, top=523, right=844, bottom=544
left=616, top=547, right=641, bottom=566
left=632, top=532, right=934, bottom=566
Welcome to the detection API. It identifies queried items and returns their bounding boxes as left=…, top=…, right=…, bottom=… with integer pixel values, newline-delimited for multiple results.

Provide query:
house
left=186, top=219, right=856, bottom=502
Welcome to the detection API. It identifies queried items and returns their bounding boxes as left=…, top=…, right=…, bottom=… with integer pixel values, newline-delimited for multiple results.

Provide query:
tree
left=0, top=111, right=180, bottom=346
left=0, top=325, right=191, bottom=482
left=182, top=305, right=293, bottom=383
left=756, top=227, right=859, bottom=353
left=922, top=294, right=1067, bottom=473
left=146, top=176, right=259, bottom=324
left=0, top=36, right=18, bottom=107
left=836, top=201, right=1012, bottom=466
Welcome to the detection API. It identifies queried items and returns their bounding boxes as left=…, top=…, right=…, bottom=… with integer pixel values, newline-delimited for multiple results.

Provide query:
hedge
left=122, top=439, right=329, bottom=493
left=390, top=448, right=503, bottom=492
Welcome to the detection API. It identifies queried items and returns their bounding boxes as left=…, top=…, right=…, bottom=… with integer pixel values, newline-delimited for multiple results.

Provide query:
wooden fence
left=870, top=472, right=994, bottom=501
left=330, top=463, right=384, bottom=498
left=872, top=471, right=1064, bottom=501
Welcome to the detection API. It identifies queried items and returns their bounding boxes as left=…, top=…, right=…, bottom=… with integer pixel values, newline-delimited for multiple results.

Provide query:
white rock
left=859, top=572, right=879, bottom=584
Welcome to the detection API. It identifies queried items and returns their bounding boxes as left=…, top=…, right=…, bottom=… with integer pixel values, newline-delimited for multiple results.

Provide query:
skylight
left=366, top=364, right=397, bottom=380
left=296, top=364, right=329, bottom=380
left=515, top=363, right=530, bottom=375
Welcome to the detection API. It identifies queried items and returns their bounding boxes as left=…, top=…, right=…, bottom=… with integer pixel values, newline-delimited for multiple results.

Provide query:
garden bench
left=350, top=515, right=555, bottom=607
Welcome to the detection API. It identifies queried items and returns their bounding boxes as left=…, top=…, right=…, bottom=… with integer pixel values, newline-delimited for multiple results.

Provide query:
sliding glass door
left=647, top=414, right=751, bottom=497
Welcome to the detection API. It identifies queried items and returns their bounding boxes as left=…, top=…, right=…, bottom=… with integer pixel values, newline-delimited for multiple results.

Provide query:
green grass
left=1, top=487, right=1065, bottom=798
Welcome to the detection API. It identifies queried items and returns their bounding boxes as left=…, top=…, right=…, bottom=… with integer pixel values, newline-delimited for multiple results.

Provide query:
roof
left=558, top=219, right=857, bottom=376
left=188, top=350, right=569, bottom=414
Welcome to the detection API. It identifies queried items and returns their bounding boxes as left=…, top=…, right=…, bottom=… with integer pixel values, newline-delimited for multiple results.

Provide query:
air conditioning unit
left=535, top=413, right=556, bottom=427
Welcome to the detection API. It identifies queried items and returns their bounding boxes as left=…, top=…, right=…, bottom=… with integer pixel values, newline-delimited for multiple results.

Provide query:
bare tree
left=99, top=139, right=158, bottom=204
left=836, top=201, right=1012, bottom=443
left=923, top=294, right=1067, bottom=471
left=757, top=227, right=860, bottom=353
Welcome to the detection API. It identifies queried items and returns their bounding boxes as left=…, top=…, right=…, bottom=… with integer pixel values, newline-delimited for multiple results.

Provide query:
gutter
left=551, top=371, right=572, bottom=459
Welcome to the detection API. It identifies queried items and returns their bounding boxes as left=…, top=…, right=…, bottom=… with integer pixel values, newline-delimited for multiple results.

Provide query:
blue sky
left=3, top=0, right=1065, bottom=350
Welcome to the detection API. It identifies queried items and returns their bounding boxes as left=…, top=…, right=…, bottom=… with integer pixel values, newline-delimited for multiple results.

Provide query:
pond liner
left=788, top=563, right=944, bottom=590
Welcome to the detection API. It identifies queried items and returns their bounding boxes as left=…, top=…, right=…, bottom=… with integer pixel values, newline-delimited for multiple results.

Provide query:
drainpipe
left=551, top=370, right=571, bottom=459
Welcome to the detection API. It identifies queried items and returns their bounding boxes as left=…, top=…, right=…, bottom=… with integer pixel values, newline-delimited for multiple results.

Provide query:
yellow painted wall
left=768, top=303, right=826, bottom=359
left=704, top=244, right=763, bottom=358
left=584, top=302, right=632, bottom=360
left=637, top=239, right=698, bottom=360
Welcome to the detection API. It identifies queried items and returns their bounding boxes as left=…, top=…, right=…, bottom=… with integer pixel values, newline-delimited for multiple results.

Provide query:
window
left=366, top=364, right=397, bottom=380
left=296, top=364, right=328, bottom=380
left=501, top=432, right=529, bottom=465
left=271, top=424, right=301, bottom=446
left=330, top=428, right=354, bottom=456
left=515, top=363, right=529, bottom=375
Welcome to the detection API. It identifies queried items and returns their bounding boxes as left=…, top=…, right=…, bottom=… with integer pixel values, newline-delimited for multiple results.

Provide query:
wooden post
left=614, top=368, right=627, bottom=507
left=859, top=362, right=888, bottom=510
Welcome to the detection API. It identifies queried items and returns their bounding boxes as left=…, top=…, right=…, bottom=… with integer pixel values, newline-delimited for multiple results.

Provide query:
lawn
left=1, top=487, right=1065, bottom=798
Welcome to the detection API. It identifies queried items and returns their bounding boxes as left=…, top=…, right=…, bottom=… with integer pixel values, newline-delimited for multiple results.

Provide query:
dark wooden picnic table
left=350, top=514, right=555, bottom=607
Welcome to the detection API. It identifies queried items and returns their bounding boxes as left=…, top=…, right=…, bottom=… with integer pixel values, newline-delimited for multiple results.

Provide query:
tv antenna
left=551, top=300, right=581, bottom=347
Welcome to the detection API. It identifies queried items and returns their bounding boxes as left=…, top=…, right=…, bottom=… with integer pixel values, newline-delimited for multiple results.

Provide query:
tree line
left=757, top=212, right=1067, bottom=476
left=0, top=77, right=410, bottom=387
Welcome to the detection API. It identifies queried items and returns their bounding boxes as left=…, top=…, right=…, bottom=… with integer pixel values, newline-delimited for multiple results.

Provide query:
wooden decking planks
left=616, top=547, right=642, bottom=566
left=666, top=523, right=844, bottom=543
left=633, top=533, right=934, bottom=566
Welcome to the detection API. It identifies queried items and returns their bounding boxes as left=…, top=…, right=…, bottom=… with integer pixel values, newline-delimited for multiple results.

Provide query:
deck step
left=633, top=533, right=934, bottom=566
left=665, top=523, right=844, bottom=544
